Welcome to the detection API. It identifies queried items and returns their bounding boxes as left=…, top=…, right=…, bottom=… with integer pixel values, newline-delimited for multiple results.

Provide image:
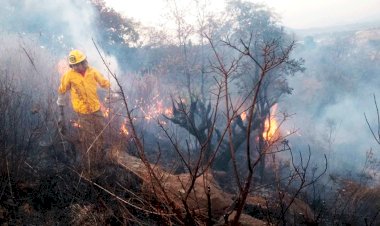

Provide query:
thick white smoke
left=0, top=0, right=121, bottom=77
left=280, top=36, right=380, bottom=177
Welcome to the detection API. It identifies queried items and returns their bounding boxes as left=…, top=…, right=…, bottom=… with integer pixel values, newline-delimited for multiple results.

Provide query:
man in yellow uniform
left=57, top=49, right=110, bottom=173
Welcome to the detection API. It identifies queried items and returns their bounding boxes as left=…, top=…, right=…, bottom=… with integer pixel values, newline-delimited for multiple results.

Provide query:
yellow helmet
left=68, top=49, right=86, bottom=65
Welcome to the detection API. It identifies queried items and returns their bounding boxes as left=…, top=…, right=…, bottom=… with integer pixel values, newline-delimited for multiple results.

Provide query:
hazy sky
left=105, top=0, right=380, bottom=29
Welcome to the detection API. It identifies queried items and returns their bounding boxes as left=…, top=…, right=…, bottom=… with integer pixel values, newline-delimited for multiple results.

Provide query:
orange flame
left=240, top=111, right=247, bottom=121
left=164, top=108, right=173, bottom=117
left=263, top=105, right=278, bottom=141
left=120, top=120, right=129, bottom=136
left=136, top=97, right=173, bottom=120
left=100, top=103, right=110, bottom=118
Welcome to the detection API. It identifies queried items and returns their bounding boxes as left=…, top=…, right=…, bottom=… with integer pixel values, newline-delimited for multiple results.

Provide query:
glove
left=57, top=93, right=66, bottom=106
left=105, top=90, right=121, bottom=102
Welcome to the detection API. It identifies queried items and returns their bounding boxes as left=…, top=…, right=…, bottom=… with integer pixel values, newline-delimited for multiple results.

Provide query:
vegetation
left=1, top=0, right=380, bottom=225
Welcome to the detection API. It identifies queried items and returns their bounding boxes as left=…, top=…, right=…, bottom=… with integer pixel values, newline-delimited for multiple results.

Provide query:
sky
left=105, top=0, right=380, bottom=29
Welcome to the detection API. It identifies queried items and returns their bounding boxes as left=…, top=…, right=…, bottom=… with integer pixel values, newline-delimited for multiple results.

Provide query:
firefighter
left=57, top=49, right=110, bottom=174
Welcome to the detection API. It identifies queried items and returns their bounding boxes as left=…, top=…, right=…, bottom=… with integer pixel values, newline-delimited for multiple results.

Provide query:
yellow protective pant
left=77, top=110, right=106, bottom=175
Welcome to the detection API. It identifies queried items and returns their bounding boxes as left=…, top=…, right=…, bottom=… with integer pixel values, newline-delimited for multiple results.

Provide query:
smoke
left=0, top=0, right=126, bottom=147
left=0, top=0, right=121, bottom=75
left=280, top=32, right=380, bottom=177
left=2, top=0, right=379, bottom=181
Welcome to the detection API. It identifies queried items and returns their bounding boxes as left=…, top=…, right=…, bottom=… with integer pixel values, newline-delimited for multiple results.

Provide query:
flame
left=263, top=104, right=278, bottom=141
left=144, top=115, right=153, bottom=121
left=135, top=97, right=173, bottom=120
left=120, top=120, right=129, bottom=135
left=164, top=108, right=173, bottom=117
left=240, top=111, right=247, bottom=121
left=100, top=103, right=110, bottom=118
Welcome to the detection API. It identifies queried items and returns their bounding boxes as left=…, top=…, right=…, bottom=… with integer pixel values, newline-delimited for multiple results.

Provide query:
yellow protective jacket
left=58, top=66, right=110, bottom=114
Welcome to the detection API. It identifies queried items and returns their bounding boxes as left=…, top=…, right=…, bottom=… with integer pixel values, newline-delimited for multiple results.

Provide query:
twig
left=69, top=167, right=176, bottom=217
left=21, top=46, right=39, bottom=73
left=86, top=106, right=123, bottom=154
left=24, top=161, right=38, bottom=174
left=6, top=157, right=14, bottom=200
left=364, top=94, right=380, bottom=144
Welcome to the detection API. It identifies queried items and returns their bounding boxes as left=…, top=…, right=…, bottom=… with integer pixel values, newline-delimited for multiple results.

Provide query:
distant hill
left=286, top=20, right=380, bottom=39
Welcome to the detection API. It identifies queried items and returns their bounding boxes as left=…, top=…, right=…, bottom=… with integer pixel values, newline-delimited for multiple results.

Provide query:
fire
left=120, top=120, right=129, bottom=135
left=134, top=97, right=173, bottom=120
left=100, top=103, right=110, bottom=118
left=240, top=111, right=247, bottom=121
left=164, top=108, right=173, bottom=117
left=263, top=104, right=278, bottom=141
left=159, top=120, right=167, bottom=125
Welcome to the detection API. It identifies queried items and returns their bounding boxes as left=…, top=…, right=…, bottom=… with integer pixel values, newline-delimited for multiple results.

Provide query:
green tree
left=211, top=0, right=304, bottom=178
left=90, top=0, right=140, bottom=71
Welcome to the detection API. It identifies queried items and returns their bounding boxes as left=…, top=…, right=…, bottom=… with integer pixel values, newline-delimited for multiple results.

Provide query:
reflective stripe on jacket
left=58, top=66, right=110, bottom=114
